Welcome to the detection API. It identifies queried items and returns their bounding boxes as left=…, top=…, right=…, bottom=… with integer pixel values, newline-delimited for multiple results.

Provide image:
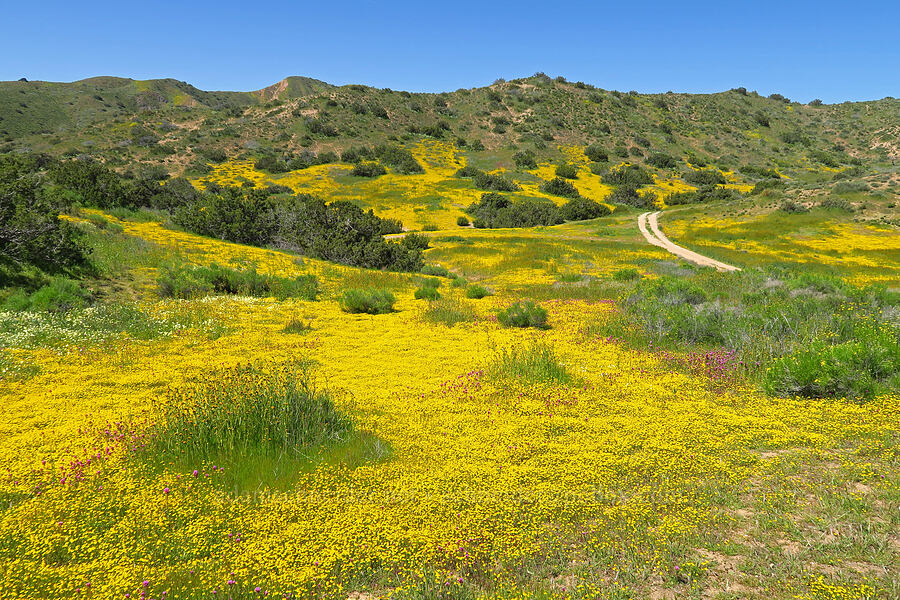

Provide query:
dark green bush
left=467, top=193, right=563, bottom=228
left=513, top=150, right=538, bottom=169
left=466, top=284, right=491, bottom=299
left=560, top=196, right=611, bottom=220
left=414, top=286, right=441, bottom=300
left=585, top=145, right=608, bottom=163
left=3, top=278, right=91, bottom=312
left=421, top=264, right=451, bottom=277
left=339, top=289, right=396, bottom=314
left=602, top=164, right=653, bottom=187
left=350, top=162, right=387, bottom=177
left=473, top=172, right=520, bottom=192
left=157, top=263, right=318, bottom=300
left=457, top=216, right=470, bottom=226
left=401, top=233, right=430, bottom=251
left=497, top=300, right=548, bottom=328
left=540, top=177, right=580, bottom=198
left=646, top=153, right=679, bottom=169
left=611, top=268, right=641, bottom=281
left=609, top=185, right=652, bottom=208
left=555, top=164, right=578, bottom=179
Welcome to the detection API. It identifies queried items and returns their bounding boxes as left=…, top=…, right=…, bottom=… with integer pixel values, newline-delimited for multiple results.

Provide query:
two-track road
left=637, top=211, right=741, bottom=272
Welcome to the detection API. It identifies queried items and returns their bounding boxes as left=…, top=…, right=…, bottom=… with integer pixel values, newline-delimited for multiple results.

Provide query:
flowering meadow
left=1, top=205, right=897, bottom=600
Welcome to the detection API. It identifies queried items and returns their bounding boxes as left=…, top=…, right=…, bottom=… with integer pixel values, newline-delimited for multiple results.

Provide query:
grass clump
left=451, top=276, right=468, bottom=288
left=414, top=286, right=441, bottom=301
left=339, top=289, right=396, bottom=314
left=497, top=300, right=548, bottom=328
left=611, top=267, right=641, bottom=281
left=155, top=361, right=351, bottom=459
left=489, top=342, right=572, bottom=385
left=465, top=284, right=492, bottom=299
left=422, top=296, right=476, bottom=327
left=157, top=262, right=318, bottom=300
left=2, top=278, right=91, bottom=312
left=421, top=264, right=451, bottom=278
left=282, top=317, right=313, bottom=334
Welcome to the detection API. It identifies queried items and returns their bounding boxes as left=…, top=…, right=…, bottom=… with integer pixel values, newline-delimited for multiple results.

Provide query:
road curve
left=638, top=211, right=741, bottom=272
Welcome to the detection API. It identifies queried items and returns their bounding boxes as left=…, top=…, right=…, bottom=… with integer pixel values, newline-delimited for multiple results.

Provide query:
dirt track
left=638, top=211, right=741, bottom=272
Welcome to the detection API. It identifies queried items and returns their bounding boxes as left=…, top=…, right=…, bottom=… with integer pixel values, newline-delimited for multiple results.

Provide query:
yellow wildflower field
left=1, top=207, right=897, bottom=600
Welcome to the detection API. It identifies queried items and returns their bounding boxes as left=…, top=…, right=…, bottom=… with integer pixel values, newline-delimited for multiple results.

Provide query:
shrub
left=374, top=144, right=423, bottom=174
left=513, top=150, right=538, bottom=169
left=154, top=361, right=351, bottom=461
left=779, top=200, right=808, bottom=213
left=646, top=153, right=679, bottom=169
left=818, top=197, right=854, bottom=212
left=423, top=296, right=476, bottom=327
left=421, top=264, right=451, bottom=277
left=467, top=193, right=562, bottom=228
left=473, top=172, right=520, bottom=192
left=611, top=268, right=641, bottom=281
left=555, top=164, right=578, bottom=179
left=466, top=284, right=492, bottom=299
left=540, top=177, right=580, bottom=198
left=339, top=289, right=396, bottom=314
left=3, top=278, right=91, bottom=312
left=585, top=145, right=608, bottom=163
left=457, top=216, right=470, bottom=226
left=833, top=181, right=869, bottom=195
left=350, top=162, right=387, bottom=177
left=401, top=233, right=430, bottom=251
left=609, top=185, right=652, bottom=208
left=764, top=333, right=900, bottom=400
left=560, top=197, right=611, bottom=221
left=157, top=263, right=319, bottom=300
left=454, top=165, right=482, bottom=178
left=414, top=286, right=441, bottom=300
left=602, top=164, right=654, bottom=187
left=497, top=300, right=548, bottom=328
left=489, top=342, right=571, bottom=385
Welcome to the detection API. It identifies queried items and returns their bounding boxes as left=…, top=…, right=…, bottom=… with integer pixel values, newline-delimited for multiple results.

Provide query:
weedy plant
left=489, top=341, right=573, bottom=385
left=339, top=289, right=396, bottom=314
left=497, top=300, right=548, bottom=328
left=422, top=296, right=476, bottom=327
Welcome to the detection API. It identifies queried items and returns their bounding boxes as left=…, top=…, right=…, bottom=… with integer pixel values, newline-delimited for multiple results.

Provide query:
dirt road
left=638, top=211, right=741, bottom=272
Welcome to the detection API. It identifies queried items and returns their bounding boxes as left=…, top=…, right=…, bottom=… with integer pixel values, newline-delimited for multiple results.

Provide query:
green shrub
left=421, top=264, right=451, bottom=277
left=560, top=197, right=611, bottom=221
left=489, top=342, right=572, bottom=385
left=157, top=263, right=318, bottom=300
left=473, top=172, right=520, bottom=192
left=457, top=216, right=470, bottom=226
left=513, top=150, right=538, bottom=169
left=833, top=181, right=869, bottom=195
left=647, top=153, right=679, bottom=169
left=779, top=200, right=808, bottom=213
left=154, top=361, right=352, bottom=461
left=451, top=276, right=468, bottom=288
left=466, top=285, right=492, bottom=299
left=3, top=278, right=91, bottom=312
left=423, top=296, right=476, bottom=327
left=414, top=286, right=441, bottom=300
left=540, top=177, right=580, bottom=198
left=611, top=268, right=641, bottom=281
left=603, top=164, right=654, bottom=187
left=764, top=331, right=900, bottom=400
left=585, top=145, right=608, bottom=163
left=818, top=197, right=854, bottom=212
left=339, top=289, right=396, bottom=314
left=555, top=164, right=578, bottom=179
left=401, top=233, right=430, bottom=251
left=350, top=162, right=387, bottom=177
left=497, top=300, right=548, bottom=328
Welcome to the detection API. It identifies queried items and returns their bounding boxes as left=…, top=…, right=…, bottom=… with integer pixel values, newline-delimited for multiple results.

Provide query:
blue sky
left=2, top=1, right=898, bottom=103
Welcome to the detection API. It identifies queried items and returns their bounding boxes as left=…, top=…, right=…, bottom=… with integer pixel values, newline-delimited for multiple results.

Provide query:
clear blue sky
left=2, top=1, right=898, bottom=103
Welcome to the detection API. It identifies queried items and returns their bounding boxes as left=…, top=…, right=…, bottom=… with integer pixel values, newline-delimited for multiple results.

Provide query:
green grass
left=151, top=360, right=390, bottom=492
left=339, top=288, right=396, bottom=314
left=157, top=262, right=319, bottom=300
left=422, top=296, right=476, bottom=327
left=489, top=342, right=574, bottom=386
left=497, top=300, right=549, bottom=329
